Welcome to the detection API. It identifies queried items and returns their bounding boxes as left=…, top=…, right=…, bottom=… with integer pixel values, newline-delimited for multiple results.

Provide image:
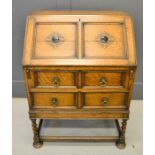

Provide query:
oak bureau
left=23, top=11, right=137, bottom=149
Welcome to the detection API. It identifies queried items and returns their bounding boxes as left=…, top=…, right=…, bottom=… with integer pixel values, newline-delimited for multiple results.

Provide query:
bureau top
left=31, top=10, right=130, bottom=16
left=23, top=11, right=137, bottom=66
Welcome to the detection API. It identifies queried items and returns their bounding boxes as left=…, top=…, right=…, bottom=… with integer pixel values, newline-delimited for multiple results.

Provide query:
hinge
left=26, top=69, right=31, bottom=79
left=130, top=70, right=134, bottom=79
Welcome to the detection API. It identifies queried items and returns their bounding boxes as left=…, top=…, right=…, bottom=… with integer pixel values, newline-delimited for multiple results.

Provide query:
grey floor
left=13, top=99, right=143, bottom=155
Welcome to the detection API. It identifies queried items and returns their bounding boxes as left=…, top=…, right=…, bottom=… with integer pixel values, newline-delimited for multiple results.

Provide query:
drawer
left=33, top=23, right=77, bottom=59
left=83, top=71, right=128, bottom=88
left=33, top=93, right=76, bottom=108
left=83, top=93, right=127, bottom=108
left=35, top=71, right=76, bottom=88
left=83, top=23, right=127, bottom=59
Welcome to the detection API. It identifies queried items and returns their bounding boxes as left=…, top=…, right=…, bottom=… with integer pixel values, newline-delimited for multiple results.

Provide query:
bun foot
left=33, top=141, right=43, bottom=149
left=116, top=141, right=126, bottom=149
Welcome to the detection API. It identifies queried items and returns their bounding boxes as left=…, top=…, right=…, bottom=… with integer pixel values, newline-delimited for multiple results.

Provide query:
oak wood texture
left=36, top=71, right=76, bottom=87
left=84, top=23, right=126, bottom=59
left=34, top=23, right=77, bottom=59
left=33, top=93, right=76, bottom=108
left=84, top=93, right=126, bottom=108
left=23, top=11, right=137, bottom=149
left=83, top=71, right=128, bottom=88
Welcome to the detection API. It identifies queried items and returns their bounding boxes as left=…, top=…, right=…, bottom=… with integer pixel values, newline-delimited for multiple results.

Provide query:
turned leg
left=31, top=119, right=43, bottom=148
left=116, top=119, right=128, bottom=149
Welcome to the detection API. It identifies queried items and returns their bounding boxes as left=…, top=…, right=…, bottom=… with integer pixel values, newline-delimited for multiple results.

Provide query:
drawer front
left=83, top=23, right=127, bottom=59
left=33, top=93, right=76, bottom=108
left=36, top=71, right=76, bottom=87
left=33, top=23, right=77, bottom=59
left=84, top=93, right=127, bottom=108
left=83, top=71, right=128, bottom=88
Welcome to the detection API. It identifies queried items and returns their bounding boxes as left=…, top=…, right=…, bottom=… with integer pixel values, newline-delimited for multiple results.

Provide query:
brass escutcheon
left=99, top=77, right=107, bottom=87
left=52, top=77, right=60, bottom=87
left=51, top=97, right=58, bottom=106
left=101, top=97, right=109, bottom=106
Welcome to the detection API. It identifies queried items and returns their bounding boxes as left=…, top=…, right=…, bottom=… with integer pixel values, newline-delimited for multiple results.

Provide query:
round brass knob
left=51, top=97, right=58, bottom=106
left=101, top=97, right=109, bottom=106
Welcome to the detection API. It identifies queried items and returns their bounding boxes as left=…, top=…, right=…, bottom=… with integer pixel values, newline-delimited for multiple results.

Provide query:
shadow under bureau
left=23, top=11, right=137, bottom=149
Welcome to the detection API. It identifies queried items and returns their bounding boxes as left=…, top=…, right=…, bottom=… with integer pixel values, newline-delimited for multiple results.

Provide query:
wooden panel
left=36, top=71, right=76, bottom=87
left=84, top=23, right=127, bottom=59
left=33, top=23, right=77, bottom=58
left=23, top=12, right=136, bottom=66
left=83, top=71, right=128, bottom=88
left=84, top=93, right=126, bottom=107
left=33, top=93, right=75, bottom=108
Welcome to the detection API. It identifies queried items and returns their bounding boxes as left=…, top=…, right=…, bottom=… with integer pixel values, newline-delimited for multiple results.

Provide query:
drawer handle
left=51, top=97, right=58, bottom=106
left=100, top=36, right=109, bottom=43
left=99, top=77, right=107, bottom=87
left=96, top=33, right=114, bottom=48
left=52, top=77, right=60, bottom=87
left=101, top=97, right=109, bottom=106
left=46, top=33, right=64, bottom=47
left=52, top=35, right=60, bottom=43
